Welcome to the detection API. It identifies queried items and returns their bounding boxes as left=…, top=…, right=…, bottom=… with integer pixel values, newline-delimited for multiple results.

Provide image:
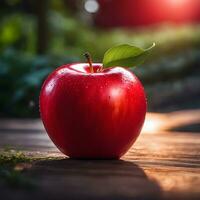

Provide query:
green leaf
left=103, top=43, right=155, bottom=68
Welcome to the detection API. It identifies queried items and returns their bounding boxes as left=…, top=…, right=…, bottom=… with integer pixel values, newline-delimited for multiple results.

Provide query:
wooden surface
left=0, top=110, right=200, bottom=200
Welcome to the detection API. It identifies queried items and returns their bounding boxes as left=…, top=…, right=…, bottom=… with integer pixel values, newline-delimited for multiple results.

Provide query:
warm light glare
left=84, top=0, right=99, bottom=13
left=142, top=110, right=200, bottom=134
left=142, top=114, right=165, bottom=134
left=167, top=0, right=188, bottom=6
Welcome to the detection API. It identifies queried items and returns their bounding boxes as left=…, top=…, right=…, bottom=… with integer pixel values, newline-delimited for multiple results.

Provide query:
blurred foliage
left=138, top=49, right=200, bottom=112
left=44, top=15, right=200, bottom=62
left=1, top=8, right=200, bottom=60
left=0, top=2, right=200, bottom=117
left=0, top=49, right=77, bottom=117
left=0, top=13, right=36, bottom=53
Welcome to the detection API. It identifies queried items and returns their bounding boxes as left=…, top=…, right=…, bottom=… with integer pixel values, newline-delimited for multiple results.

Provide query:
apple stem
left=84, top=52, right=94, bottom=73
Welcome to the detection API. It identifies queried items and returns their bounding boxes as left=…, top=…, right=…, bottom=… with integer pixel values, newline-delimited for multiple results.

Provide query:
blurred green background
left=0, top=0, right=200, bottom=118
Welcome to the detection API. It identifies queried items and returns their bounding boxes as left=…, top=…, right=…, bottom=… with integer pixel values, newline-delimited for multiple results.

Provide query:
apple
left=40, top=44, right=154, bottom=159
left=95, top=0, right=200, bottom=27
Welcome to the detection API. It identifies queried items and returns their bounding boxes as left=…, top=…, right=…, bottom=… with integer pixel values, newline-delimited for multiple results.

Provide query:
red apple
left=40, top=63, right=146, bottom=159
left=95, top=0, right=200, bottom=27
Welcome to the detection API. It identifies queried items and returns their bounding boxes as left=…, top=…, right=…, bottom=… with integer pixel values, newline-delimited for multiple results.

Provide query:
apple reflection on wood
left=40, top=43, right=155, bottom=159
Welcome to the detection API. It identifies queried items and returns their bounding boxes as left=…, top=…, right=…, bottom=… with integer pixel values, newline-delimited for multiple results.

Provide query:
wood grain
left=0, top=111, right=200, bottom=200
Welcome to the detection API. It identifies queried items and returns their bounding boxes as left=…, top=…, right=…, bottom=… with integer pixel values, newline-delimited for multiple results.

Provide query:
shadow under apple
left=24, top=159, right=161, bottom=200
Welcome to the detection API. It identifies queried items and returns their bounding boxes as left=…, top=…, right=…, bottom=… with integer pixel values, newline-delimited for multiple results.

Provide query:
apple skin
left=40, top=63, right=146, bottom=159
